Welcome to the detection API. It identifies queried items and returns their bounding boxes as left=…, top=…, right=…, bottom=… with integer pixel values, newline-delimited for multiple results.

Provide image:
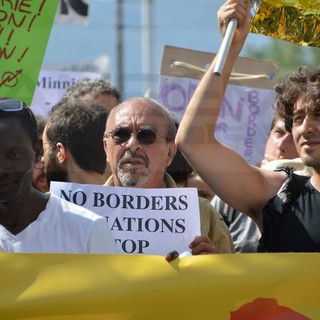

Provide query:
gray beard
left=117, top=165, right=151, bottom=187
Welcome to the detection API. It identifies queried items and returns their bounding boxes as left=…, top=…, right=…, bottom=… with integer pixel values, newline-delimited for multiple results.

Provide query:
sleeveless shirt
left=258, top=172, right=320, bottom=252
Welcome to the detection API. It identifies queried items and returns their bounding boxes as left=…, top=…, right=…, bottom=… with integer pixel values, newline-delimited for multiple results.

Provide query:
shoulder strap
left=258, top=166, right=310, bottom=252
left=275, top=166, right=310, bottom=204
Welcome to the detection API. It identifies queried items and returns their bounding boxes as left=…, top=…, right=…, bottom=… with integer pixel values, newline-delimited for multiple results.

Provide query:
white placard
left=157, top=75, right=275, bottom=165
left=31, top=70, right=101, bottom=117
left=50, top=182, right=201, bottom=256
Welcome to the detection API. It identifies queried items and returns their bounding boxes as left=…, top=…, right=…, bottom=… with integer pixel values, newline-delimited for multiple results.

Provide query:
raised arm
left=176, top=0, right=285, bottom=225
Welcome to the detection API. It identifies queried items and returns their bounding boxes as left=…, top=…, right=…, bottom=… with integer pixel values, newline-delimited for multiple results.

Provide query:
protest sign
left=50, top=181, right=201, bottom=255
left=157, top=45, right=279, bottom=165
left=0, top=0, right=59, bottom=105
left=0, top=253, right=319, bottom=319
left=31, top=70, right=101, bottom=117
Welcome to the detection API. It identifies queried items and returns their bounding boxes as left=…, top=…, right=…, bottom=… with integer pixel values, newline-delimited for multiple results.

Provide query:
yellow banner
left=0, top=253, right=319, bottom=319
left=251, top=0, right=320, bottom=47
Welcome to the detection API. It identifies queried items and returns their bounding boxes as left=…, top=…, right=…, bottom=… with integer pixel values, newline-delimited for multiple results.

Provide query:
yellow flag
left=0, top=253, right=319, bottom=319
left=251, top=0, right=320, bottom=47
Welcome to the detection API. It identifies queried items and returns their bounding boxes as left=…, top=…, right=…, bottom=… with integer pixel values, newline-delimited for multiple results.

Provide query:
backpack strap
left=275, top=166, right=310, bottom=203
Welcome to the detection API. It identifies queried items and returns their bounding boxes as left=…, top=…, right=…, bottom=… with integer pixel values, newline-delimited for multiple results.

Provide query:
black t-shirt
left=259, top=173, right=320, bottom=252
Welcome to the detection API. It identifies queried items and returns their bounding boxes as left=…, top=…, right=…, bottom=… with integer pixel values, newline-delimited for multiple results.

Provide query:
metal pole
left=141, top=0, right=153, bottom=96
left=213, top=18, right=237, bottom=76
left=116, top=0, right=124, bottom=94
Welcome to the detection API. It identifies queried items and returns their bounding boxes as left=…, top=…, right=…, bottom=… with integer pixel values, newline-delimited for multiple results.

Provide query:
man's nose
left=123, top=133, right=142, bottom=150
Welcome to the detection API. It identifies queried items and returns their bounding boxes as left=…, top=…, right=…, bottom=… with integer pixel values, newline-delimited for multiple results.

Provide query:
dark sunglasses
left=0, top=98, right=37, bottom=128
left=0, top=99, right=25, bottom=111
left=108, top=127, right=168, bottom=145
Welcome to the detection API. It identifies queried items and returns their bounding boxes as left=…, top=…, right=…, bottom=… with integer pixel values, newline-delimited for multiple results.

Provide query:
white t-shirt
left=0, top=194, right=117, bottom=254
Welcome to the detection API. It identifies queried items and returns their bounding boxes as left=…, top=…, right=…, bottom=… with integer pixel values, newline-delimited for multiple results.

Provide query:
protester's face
left=0, top=117, right=34, bottom=202
left=291, top=99, right=320, bottom=169
left=187, top=174, right=215, bottom=202
left=42, top=127, right=69, bottom=185
left=263, top=119, right=299, bottom=162
left=32, top=164, right=49, bottom=193
left=105, top=100, right=176, bottom=188
left=32, top=132, right=49, bottom=193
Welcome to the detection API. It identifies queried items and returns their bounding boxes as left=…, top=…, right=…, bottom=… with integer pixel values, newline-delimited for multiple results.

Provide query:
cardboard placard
left=157, top=45, right=280, bottom=165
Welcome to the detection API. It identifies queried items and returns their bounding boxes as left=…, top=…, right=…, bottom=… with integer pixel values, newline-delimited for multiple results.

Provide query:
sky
left=41, top=0, right=309, bottom=99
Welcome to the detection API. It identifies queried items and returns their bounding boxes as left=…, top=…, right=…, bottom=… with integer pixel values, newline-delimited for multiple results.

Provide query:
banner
left=0, top=253, right=319, bottom=319
left=0, top=0, right=59, bottom=105
left=31, top=70, right=101, bottom=117
left=251, top=0, right=320, bottom=48
left=157, top=45, right=280, bottom=165
left=50, top=182, right=201, bottom=255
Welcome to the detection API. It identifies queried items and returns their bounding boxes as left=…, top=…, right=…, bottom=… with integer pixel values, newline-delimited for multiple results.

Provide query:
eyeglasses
left=0, top=99, right=25, bottom=112
left=108, top=127, right=168, bottom=145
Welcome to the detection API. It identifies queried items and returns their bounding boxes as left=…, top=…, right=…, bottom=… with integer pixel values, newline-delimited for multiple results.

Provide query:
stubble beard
left=45, top=152, right=69, bottom=186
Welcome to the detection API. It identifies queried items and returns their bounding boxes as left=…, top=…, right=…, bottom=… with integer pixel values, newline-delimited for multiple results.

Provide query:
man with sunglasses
left=103, top=97, right=235, bottom=254
left=0, top=97, right=117, bottom=253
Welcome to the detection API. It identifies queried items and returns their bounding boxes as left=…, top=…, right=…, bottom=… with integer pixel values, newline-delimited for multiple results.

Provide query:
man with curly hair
left=62, top=78, right=121, bottom=112
left=176, top=0, right=320, bottom=252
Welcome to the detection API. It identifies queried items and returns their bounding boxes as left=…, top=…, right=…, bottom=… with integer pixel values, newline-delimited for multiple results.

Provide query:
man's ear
left=103, top=137, right=109, bottom=163
left=56, top=142, right=67, bottom=164
left=166, top=142, right=177, bottom=167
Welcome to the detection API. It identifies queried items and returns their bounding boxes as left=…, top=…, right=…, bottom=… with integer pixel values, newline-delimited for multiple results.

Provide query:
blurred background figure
left=187, top=171, right=215, bottom=202
left=260, top=112, right=299, bottom=166
left=32, top=115, right=49, bottom=193
left=166, top=148, right=193, bottom=187
left=61, top=78, right=122, bottom=113
left=166, top=121, right=215, bottom=202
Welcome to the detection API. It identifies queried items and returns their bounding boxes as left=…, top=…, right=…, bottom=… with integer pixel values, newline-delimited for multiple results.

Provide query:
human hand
left=217, top=0, right=252, bottom=47
left=189, top=235, right=219, bottom=255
